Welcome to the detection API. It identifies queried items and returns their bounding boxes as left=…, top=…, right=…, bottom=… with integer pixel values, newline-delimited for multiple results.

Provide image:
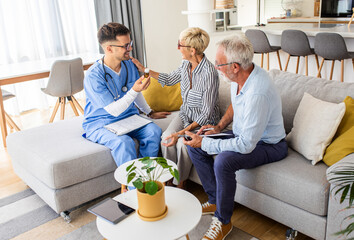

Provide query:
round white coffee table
left=96, top=187, right=202, bottom=240
left=114, top=158, right=177, bottom=187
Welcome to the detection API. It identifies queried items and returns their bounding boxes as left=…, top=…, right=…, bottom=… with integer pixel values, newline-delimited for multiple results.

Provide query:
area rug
left=0, top=189, right=258, bottom=240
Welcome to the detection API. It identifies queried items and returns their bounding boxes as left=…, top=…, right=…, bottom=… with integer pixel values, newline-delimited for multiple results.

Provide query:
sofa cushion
left=323, top=126, right=354, bottom=166
left=333, top=96, right=354, bottom=138
left=236, top=148, right=330, bottom=216
left=286, top=93, right=345, bottom=165
left=218, top=79, right=233, bottom=130
left=324, top=96, right=354, bottom=166
left=142, top=78, right=182, bottom=112
left=7, top=113, right=178, bottom=190
left=269, top=69, right=354, bottom=134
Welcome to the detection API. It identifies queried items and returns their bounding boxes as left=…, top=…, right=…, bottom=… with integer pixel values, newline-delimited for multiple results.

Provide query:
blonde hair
left=216, top=33, right=254, bottom=69
left=179, top=27, right=210, bottom=55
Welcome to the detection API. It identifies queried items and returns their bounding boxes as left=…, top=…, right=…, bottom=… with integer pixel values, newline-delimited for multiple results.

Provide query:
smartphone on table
left=87, top=197, right=135, bottom=224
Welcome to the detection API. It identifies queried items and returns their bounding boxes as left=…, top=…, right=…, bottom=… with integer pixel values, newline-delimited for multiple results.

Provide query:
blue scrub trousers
left=187, top=133, right=288, bottom=225
left=87, top=122, right=162, bottom=167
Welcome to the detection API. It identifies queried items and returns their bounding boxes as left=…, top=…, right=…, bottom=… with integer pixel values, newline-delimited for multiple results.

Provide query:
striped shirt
left=158, top=55, right=220, bottom=128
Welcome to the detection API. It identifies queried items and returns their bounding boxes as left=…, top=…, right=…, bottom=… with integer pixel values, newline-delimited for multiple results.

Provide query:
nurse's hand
left=131, top=57, right=144, bottom=72
left=149, top=111, right=171, bottom=119
left=162, top=133, right=178, bottom=147
left=132, top=75, right=150, bottom=92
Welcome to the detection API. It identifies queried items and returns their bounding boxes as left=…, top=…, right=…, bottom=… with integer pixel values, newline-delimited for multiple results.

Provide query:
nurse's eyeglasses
left=110, top=40, right=133, bottom=51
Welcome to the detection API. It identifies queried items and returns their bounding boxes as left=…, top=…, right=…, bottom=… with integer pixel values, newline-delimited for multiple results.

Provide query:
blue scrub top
left=82, top=59, right=140, bottom=136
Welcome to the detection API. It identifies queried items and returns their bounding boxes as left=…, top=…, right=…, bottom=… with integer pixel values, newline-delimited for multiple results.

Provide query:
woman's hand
left=162, top=133, right=179, bottom=147
left=149, top=111, right=171, bottom=119
left=130, top=57, right=145, bottom=72
left=132, top=75, right=150, bottom=92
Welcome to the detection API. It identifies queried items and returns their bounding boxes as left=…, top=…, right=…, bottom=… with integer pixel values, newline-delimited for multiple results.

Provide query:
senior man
left=184, top=33, right=288, bottom=240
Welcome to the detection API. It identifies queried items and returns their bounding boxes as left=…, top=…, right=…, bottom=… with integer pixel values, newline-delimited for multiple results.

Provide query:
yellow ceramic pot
left=136, top=181, right=168, bottom=221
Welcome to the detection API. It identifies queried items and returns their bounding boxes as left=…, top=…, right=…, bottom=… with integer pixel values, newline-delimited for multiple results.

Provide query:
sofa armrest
left=325, top=153, right=354, bottom=240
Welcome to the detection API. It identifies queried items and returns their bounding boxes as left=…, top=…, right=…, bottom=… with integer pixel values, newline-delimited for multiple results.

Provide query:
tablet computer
left=87, top=197, right=135, bottom=224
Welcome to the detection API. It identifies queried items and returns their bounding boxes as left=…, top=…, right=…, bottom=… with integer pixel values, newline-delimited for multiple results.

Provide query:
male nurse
left=83, top=22, right=170, bottom=167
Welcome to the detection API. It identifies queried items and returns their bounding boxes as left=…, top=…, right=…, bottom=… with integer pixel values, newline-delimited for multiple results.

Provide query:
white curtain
left=0, top=0, right=99, bottom=115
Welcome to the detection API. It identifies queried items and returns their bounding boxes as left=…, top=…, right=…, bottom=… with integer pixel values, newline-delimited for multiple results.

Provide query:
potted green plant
left=327, top=162, right=354, bottom=239
left=126, top=156, right=179, bottom=221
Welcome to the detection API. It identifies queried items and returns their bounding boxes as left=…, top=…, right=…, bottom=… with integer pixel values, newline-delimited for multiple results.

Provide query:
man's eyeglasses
left=110, top=40, right=133, bottom=51
left=177, top=40, right=191, bottom=49
left=215, top=62, right=240, bottom=68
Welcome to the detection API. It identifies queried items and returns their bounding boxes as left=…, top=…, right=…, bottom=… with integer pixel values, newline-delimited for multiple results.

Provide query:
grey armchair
left=42, top=58, right=85, bottom=122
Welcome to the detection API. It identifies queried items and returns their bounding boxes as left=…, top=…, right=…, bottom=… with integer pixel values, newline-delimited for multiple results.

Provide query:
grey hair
left=216, top=33, right=254, bottom=69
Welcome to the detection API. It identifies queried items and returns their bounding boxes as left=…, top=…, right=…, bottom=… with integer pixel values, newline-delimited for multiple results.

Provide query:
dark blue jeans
left=187, top=132, right=288, bottom=224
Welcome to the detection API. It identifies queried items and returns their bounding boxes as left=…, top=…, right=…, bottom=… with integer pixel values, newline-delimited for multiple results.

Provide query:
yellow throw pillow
left=323, top=126, right=354, bottom=166
left=142, top=77, right=182, bottom=112
left=334, top=96, right=354, bottom=138
left=323, top=96, right=354, bottom=166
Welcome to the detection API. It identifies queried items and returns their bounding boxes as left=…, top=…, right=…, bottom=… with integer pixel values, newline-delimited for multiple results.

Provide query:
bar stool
left=2, top=90, right=21, bottom=132
left=314, top=32, right=354, bottom=82
left=281, top=30, right=320, bottom=76
left=245, top=29, right=282, bottom=71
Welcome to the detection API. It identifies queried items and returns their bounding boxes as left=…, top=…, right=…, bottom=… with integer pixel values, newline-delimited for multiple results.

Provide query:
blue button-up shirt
left=202, top=64, right=286, bottom=155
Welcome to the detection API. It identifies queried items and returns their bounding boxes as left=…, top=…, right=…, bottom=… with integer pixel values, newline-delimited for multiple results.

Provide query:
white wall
left=141, top=0, right=188, bottom=73
left=262, top=0, right=315, bottom=19
left=237, top=0, right=258, bottom=26
left=301, top=0, right=315, bottom=17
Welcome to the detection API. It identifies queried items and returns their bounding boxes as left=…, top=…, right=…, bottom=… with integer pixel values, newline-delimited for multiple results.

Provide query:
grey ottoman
left=7, top=113, right=177, bottom=221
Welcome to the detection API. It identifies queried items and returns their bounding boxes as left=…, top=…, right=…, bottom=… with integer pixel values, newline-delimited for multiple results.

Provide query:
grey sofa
left=7, top=69, right=354, bottom=239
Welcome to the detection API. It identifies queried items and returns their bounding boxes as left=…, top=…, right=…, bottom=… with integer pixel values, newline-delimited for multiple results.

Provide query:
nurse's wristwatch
left=147, top=110, right=155, bottom=118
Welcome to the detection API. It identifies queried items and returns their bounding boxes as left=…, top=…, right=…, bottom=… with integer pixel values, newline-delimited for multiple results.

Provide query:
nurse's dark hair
left=97, top=22, right=131, bottom=44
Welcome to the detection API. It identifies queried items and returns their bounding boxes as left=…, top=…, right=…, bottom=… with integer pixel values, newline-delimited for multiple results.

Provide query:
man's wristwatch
left=147, top=110, right=155, bottom=118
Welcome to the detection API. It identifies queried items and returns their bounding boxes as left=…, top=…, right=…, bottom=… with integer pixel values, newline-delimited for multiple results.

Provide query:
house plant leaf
left=145, top=181, right=158, bottom=195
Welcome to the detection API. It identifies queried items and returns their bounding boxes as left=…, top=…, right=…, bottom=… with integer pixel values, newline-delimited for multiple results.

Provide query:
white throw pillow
left=286, top=92, right=345, bottom=165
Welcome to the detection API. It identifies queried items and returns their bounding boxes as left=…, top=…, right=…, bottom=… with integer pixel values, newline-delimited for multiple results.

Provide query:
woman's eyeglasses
left=177, top=40, right=191, bottom=49
left=110, top=40, right=133, bottom=51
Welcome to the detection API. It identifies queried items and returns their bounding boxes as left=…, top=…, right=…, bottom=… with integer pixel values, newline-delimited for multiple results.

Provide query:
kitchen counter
left=268, top=17, right=351, bottom=24
left=243, top=23, right=354, bottom=38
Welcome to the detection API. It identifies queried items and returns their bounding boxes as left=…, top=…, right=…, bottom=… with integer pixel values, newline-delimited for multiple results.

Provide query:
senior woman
left=131, top=27, right=220, bottom=187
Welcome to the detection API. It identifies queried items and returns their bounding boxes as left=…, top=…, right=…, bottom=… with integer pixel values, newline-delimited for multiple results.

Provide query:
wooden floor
left=0, top=100, right=313, bottom=240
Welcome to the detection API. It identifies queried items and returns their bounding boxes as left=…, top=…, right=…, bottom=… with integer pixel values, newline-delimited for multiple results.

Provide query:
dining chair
left=245, top=29, right=282, bottom=71
left=281, top=29, right=321, bottom=76
left=2, top=90, right=20, bottom=131
left=315, top=32, right=354, bottom=82
left=41, top=58, right=84, bottom=122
